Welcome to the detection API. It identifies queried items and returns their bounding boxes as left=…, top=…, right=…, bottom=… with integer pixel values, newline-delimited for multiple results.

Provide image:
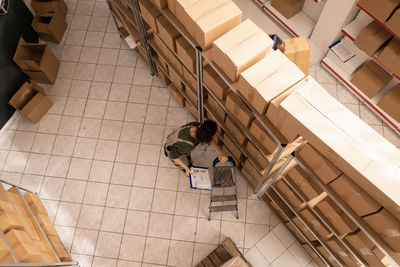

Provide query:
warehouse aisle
left=0, top=0, right=399, bottom=267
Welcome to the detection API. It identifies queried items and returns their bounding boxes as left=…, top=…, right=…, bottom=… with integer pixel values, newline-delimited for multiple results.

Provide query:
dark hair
left=196, top=120, right=217, bottom=144
left=269, top=34, right=285, bottom=52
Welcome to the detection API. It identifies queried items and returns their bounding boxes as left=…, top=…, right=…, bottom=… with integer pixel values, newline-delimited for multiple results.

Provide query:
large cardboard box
left=225, top=116, right=246, bottom=146
left=212, top=20, right=273, bottom=82
left=31, top=0, right=68, bottom=14
left=206, top=96, right=225, bottom=122
left=271, top=0, right=305, bottom=19
left=386, top=9, right=400, bottom=37
left=284, top=37, right=311, bottom=75
left=139, top=0, right=161, bottom=30
left=176, top=37, right=196, bottom=73
left=156, top=15, right=181, bottom=51
left=249, top=120, right=279, bottom=155
left=378, top=38, right=400, bottom=78
left=237, top=50, right=305, bottom=115
left=0, top=213, right=24, bottom=233
left=32, top=10, right=67, bottom=43
left=225, top=92, right=253, bottom=128
left=377, top=85, right=400, bottom=122
left=358, top=0, right=400, bottom=22
left=13, top=38, right=60, bottom=84
left=297, top=143, right=342, bottom=184
left=354, top=21, right=392, bottom=57
left=183, top=0, right=242, bottom=50
left=275, top=178, right=303, bottom=208
left=167, top=0, right=199, bottom=20
left=284, top=164, right=322, bottom=201
left=24, top=193, right=48, bottom=216
left=345, top=230, right=384, bottom=266
left=363, top=209, right=400, bottom=252
left=350, top=60, right=392, bottom=98
left=9, top=81, right=53, bottom=123
left=246, top=141, right=269, bottom=170
left=203, top=64, right=230, bottom=101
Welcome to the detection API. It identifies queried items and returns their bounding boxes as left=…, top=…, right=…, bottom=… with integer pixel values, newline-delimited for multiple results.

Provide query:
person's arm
left=173, top=158, right=192, bottom=176
left=210, top=140, right=228, bottom=163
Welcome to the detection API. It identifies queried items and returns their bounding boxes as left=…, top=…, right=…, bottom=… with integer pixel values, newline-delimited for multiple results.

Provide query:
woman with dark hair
left=164, top=120, right=228, bottom=176
left=269, top=34, right=286, bottom=53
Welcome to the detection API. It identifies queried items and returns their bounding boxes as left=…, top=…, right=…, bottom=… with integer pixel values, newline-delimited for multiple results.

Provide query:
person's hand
left=185, top=167, right=192, bottom=177
left=218, top=154, right=228, bottom=163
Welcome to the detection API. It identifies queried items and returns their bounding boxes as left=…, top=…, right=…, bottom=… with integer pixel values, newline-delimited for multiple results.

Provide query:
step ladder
left=208, top=157, right=239, bottom=221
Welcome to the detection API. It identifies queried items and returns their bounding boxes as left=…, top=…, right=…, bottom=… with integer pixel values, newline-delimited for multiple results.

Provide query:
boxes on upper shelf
left=237, top=50, right=305, bottom=115
left=168, top=83, right=185, bottom=107
left=284, top=37, right=311, bottom=75
left=386, top=8, right=400, bottom=36
left=377, top=85, right=400, bottom=122
left=176, top=37, right=196, bottom=73
left=156, top=15, right=181, bottom=51
left=211, top=19, right=273, bottom=83
left=270, top=0, right=305, bottom=19
left=13, top=38, right=60, bottom=84
left=32, top=10, right=67, bottom=43
left=354, top=21, right=392, bottom=57
left=357, top=0, right=400, bottom=23
left=203, top=65, right=230, bottom=101
left=378, top=38, right=400, bottom=78
left=9, top=81, right=53, bottom=123
left=225, top=91, right=253, bottom=128
left=139, top=0, right=161, bottom=30
left=350, top=60, right=392, bottom=98
left=182, top=0, right=242, bottom=50
left=31, top=0, right=68, bottom=14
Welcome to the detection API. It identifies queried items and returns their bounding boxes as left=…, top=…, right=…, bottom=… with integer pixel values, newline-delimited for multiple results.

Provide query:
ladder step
left=211, top=195, right=237, bottom=202
left=209, top=205, right=237, bottom=212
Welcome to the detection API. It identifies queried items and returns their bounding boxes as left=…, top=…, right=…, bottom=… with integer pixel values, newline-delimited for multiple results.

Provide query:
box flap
left=9, top=82, right=36, bottom=110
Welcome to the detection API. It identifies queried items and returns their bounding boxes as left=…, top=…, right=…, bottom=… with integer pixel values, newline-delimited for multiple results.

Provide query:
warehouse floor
left=1, top=0, right=399, bottom=266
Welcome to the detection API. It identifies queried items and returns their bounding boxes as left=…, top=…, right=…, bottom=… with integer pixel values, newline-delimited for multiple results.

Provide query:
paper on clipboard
left=189, top=166, right=211, bottom=190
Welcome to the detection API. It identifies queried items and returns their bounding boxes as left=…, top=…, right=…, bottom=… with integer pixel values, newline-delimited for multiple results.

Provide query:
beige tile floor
left=1, top=1, right=399, bottom=267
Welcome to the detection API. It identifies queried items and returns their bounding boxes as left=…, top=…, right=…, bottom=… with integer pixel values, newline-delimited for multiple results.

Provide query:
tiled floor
left=2, top=0, right=400, bottom=267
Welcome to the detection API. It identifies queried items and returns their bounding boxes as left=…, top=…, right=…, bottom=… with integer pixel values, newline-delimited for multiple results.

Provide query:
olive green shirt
left=169, top=121, right=200, bottom=159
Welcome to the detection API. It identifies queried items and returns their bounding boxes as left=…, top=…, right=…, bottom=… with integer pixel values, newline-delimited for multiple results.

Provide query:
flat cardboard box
left=185, top=100, right=198, bottom=119
left=300, top=208, right=330, bottom=238
left=31, top=0, right=68, bottom=14
left=156, top=15, right=181, bottom=51
left=271, top=0, right=305, bottom=19
left=212, top=19, right=273, bottom=82
left=354, top=21, right=392, bottom=57
left=386, top=9, right=400, bottom=36
left=357, top=0, right=400, bottom=22
left=203, top=64, right=230, bottom=101
left=13, top=38, right=60, bottom=84
left=275, top=178, right=303, bottom=207
left=224, top=116, right=246, bottom=145
left=378, top=38, right=400, bottom=78
left=284, top=37, right=311, bottom=75
left=176, top=37, right=196, bottom=73
left=24, top=193, right=48, bottom=216
left=285, top=164, right=322, bottom=201
left=246, top=141, right=269, bottom=170
left=345, top=230, right=384, bottom=266
left=184, top=0, right=242, bottom=49
left=35, top=214, right=58, bottom=237
left=225, top=92, right=253, bottom=128
left=168, top=67, right=183, bottom=90
left=237, top=50, right=305, bottom=115
left=32, top=10, right=67, bottom=43
left=139, top=0, right=161, bottom=30
left=249, top=120, right=279, bottom=155
left=206, top=96, right=225, bottom=122
left=377, top=85, right=400, bottom=122
left=363, top=209, right=400, bottom=252
left=351, top=60, right=391, bottom=99
left=297, top=143, right=342, bottom=184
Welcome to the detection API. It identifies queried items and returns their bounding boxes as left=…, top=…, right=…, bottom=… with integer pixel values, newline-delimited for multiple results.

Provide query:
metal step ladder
left=208, top=157, right=239, bottom=220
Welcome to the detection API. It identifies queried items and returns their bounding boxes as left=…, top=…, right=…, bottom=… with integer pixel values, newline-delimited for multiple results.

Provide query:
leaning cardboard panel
left=284, top=37, right=311, bottom=75
left=32, top=10, right=67, bottom=43
left=13, top=38, right=60, bottom=84
left=212, top=19, right=273, bottom=83
left=354, top=21, right=392, bottom=57
left=31, top=0, right=68, bottom=14
left=357, top=0, right=400, bottom=23
left=377, top=85, right=400, bottom=122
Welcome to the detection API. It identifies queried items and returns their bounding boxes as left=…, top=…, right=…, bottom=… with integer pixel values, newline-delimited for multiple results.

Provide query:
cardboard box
left=285, top=222, right=306, bottom=243
left=35, top=214, right=58, bottom=237
left=139, top=0, right=161, bottom=30
left=167, top=0, right=199, bottom=19
left=13, top=38, right=60, bottom=84
left=156, top=64, right=170, bottom=85
left=377, top=85, right=400, bottom=122
left=363, top=209, right=400, bottom=252
left=153, top=0, right=167, bottom=9
left=246, top=141, right=269, bottom=170
left=354, top=21, right=392, bottom=57
left=20, top=217, right=40, bottom=241
left=386, top=8, right=400, bottom=36
left=378, top=38, right=400, bottom=78
left=284, top=37, right=311, bottom=75
left=0, top=200, right=17, bottom=215
left=297, top=143, right=342, bottom=184
left=271, top=0, right=305, bottom=19
left=183, top=0, right=242, bottom=49
left=225, top=92, right=253, bottom=128
left=168, top=67, right=183, bottom=90
left=154, top=33, right=170, bottom=59
left=212, top=19, right=273, bottom=82
left=203, top=65, right=230, bottom=101
left=325, top=238, right=359, bottom=267
left=329, top=174, right=381, bottom=217
left=222, top=134, right=242, bottom=161
left=5, top=229, right=33, bottom=247
left=291, top=216, right=317, bottom=241
left=24, top=193, right=48, bottom=216
left=221, top=256, right=249, bottom=267
left=176, top=37, right=196, bottom=73
left=358, top=0, right=400, bottom=22
left=237, top=50, right=305, bottom=115
left=315, top=244, right=339, bottom=267
left=32, top=10, right=67, bottom=43
left=186, top=88, right=197, bottom=108
left=12, top=243, right=42, bottom=263
left=300, top=208, right=331, bottom=238
left=243, top=159, right=261, bottom=186
left=0, top=236, right=10, bottom=259
left=31, top=0, right=68, bottom=14
left=285, top=164, right=322, bottom=201
left=350, top=60, right=392, bottom=98
left=183, top=66, right=197, bottom=92
left=156, top=15, right=181, bottom=51
left=9, top=81, right=53, bottom=123
left=48, top=235, right=71, bottom=261
left=345, top=230, right=384, bottom=266
left=224, top=116, right=246, bottom=145
left=168, top=50, right=183, bottom=75
left=249, top=120, right=279, bottom=155
left=275, top=178, right=303, bottom=207
left=185, top=100, right=198, bottom=119
left=302, top=244, right=325, bottom=266
left=206, top=96, right=225, bottom=122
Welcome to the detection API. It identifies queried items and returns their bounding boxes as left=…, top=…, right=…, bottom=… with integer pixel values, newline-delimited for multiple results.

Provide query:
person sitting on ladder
left=164, top=120, right=228, bottom=176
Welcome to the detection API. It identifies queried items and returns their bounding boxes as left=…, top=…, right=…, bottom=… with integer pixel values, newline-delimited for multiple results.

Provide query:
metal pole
left=130, top=0, right=157, bottom=75
left=196, top=47, right=204, bottom=123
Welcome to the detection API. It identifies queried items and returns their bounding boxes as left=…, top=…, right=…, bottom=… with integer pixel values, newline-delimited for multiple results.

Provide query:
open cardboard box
left=31, top=0, right=68, bottom=14
left=32, top=10, right=67, bottom=43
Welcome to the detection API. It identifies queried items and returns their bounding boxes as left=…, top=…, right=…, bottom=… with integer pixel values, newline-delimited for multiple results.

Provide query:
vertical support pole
left=130, top=0, right=157, bottom=75
left=196, top=47, right=204, bottom=123
left=105, top=0, right=122, bottom=38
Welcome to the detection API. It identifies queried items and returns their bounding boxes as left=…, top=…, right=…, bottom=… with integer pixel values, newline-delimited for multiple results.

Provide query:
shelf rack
left=0, top=179, right=79, bottom=267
